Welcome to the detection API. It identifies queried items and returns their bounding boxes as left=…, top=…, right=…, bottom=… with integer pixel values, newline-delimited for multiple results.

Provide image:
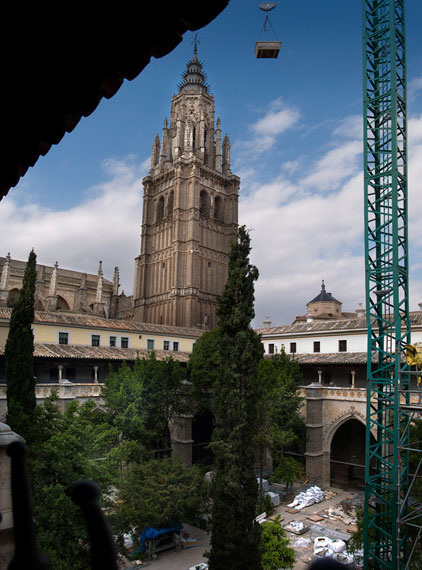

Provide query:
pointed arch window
left=200, top=190, right=210, bottom=217
left=167, top=191, right=174, bottom=216
left=214, top=196, right=224, bottom=221
left=156, top=196, right=164, bottom=222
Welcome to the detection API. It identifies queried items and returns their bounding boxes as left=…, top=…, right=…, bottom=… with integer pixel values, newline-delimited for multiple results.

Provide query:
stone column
left=93, top=366, right=99, bottom=384
left=46, top=261, right=58, bottom=311
left=305, top=382, right=329, bottom=487
left=0, top=253, right=11, bottom=307
left=317, top=370, right=322, bottom=384
left=351, top=370, right=356, bottom=388
left=0, top=423, right=25, bottom=569
left=169, top=414, right=193, bottom=466
left=58, top=365, right=63, bottom=383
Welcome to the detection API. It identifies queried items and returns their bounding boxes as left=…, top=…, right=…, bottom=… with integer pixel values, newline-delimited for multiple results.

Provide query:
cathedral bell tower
left=133, top=43, right=239, bottom=329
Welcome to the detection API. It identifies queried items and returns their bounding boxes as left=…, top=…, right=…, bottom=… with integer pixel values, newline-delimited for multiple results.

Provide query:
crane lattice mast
left=363, top=0, right=411, bottom=567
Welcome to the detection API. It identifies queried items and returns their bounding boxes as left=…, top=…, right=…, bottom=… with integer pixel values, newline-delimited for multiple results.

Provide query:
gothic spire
left=178, top=42, right=209, bottom=93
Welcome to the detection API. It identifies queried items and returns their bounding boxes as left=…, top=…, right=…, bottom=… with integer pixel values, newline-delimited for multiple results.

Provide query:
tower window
left=290, top=342, right=297, bottom=354
left=214, top=196, right=223, bottom=221
left=339, top=340, right=347, bottom=352
left=208, top=262, right=211, bottom=268
left=313, top=341, right=320, bottom=353
left=200, top=190, right=210, bottom=216
left=156, top=196, right=164, bottom=222
left=173, top=341, right=179, bottom=351
left=167, top=191, right=174, bottom=216
left=163, top=340, right=170, bottom=350
left=147, top=339, right=155, bottom=350
left=121, top=337, right=129, bottom=348
left=268, top=344, right=275, bottom=354
left=109, top=336, right=116, bottom=347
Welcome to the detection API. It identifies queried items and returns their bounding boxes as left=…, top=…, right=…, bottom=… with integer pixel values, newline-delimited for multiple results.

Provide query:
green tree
left=256, top=352, right=305, bottom=502
left=112, top=457, right=208, bottom=538
left=202, top=226, right=264, bottom=570
left=28, top=395, right=114, bottom=570
left=102, top=353, right=186, bottom=460
left=260, top=516, right=295, bottom=570
left=5, top=249, right=37, bottom=440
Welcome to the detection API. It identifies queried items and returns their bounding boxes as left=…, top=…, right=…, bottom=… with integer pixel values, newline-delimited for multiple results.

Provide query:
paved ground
left=125, top=487, right=362, bottom=570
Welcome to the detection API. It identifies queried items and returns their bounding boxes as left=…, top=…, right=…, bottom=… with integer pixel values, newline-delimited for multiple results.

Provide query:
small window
left=290, top=342, right=297, bottom=354
left=49, top=368, right=59, bottom=381
left=163, top=340, right=170, bottom=350
left=65, top=367, right=75, bottom=381
left=173, top=341, right=179, bottom=351
left=121, top=337, right=129, bottom=348
left=58, top=332, right=68, bottom=345
left=339, top=340, right=347, bottom=352
left=109, top=336, right=116, bottom=347
left=91, top=335, right=100, bottom=347
left=147, top=339, right=155, bottom=350
left=313, top=341, right=320, bottom=353
left=268, top=344, right=275, bottom=354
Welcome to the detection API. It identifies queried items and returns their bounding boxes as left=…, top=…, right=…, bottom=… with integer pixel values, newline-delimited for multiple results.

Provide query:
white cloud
left=299, top=140, right=362, bottom=192
left=252, top=98, right=301, bottom=137
left=332, top=115, right=363, bottom=140
left=240, top=112, right=422, bottom=326
left=408, top=77, right=422, bottom=102
left=234, top=98, right=301, bottom=158
left=0, top=157, right=147, bottom=294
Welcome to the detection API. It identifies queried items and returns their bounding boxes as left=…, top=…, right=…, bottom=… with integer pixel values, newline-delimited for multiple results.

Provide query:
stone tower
left=133, top=44, right=239, bottom=328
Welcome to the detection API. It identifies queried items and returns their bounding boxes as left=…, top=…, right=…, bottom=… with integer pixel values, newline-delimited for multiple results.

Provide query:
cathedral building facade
left=132, top=44, right=239, bottom=329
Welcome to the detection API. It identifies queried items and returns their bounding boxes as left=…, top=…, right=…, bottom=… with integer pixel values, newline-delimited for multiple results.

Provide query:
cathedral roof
left=308, top=280, right=341, bottom=305
left=178, top=42, right=209, bottom=93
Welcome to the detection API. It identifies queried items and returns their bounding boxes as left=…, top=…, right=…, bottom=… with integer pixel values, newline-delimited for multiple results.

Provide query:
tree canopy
left=112, top=457, right=208, bottom=536
left=193, top=226, right=264, bottom=570
left=260, top=516, right=295, bottom=570
left=101, top=353, right=187, bottom=460
left=5, top=249, right=37, bottom=439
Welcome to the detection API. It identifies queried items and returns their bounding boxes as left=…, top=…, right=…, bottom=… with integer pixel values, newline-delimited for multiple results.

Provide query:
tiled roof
left=257, top=311, right=422, bottom=336
left=291, top=352, right=370, bottom=365
left=0, top=343, right=189, bottom=362
left=0, top=308, right=204, bottom=337
left=257, top=317, right=367, bottom=336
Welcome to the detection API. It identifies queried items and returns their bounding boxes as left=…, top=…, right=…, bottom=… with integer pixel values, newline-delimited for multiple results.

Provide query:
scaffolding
left=363, top=0, right=422, bottom=567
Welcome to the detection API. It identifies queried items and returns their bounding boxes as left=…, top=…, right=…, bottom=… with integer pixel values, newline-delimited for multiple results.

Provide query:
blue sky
left=2, top=0, right=422, bottom=326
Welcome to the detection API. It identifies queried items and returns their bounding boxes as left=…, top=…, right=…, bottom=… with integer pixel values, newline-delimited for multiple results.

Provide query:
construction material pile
left=287, top=486, right=325, bottom=510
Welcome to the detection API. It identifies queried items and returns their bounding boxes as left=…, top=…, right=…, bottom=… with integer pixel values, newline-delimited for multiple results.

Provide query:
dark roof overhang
left=0, top=2, right=229, bottom=200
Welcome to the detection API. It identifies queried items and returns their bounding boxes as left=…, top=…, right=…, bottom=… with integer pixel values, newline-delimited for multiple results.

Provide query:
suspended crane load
left=255, top=2, right=281, bottom=58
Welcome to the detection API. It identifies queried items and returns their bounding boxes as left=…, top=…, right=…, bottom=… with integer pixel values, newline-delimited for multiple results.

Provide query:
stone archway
left=329, top=418, right=366, bottom=488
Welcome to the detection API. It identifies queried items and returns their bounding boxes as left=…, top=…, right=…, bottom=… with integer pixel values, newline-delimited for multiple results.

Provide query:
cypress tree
left=208, top=226, right=264, bottom=570
left=5, top=249, right=37, bottom=439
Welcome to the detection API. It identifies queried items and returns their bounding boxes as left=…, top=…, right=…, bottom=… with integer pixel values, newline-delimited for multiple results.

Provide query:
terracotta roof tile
left=0, top=343, right=189, bottom=362
left=257, top=311, right=422, bottom=336
left=0, top=308, right=203, bottom=337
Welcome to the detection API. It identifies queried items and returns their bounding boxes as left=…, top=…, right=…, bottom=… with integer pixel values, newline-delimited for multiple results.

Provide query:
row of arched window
left=155, top=190, right=224, bottom=223
left=156, top=191, right=174, bottom=223
left=6, top=289, right=70, bottom=310
left=200, top=191, right=224, bottom=221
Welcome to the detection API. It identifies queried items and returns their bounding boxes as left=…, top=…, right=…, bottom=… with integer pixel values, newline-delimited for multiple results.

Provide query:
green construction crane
left=362, top=0, right=419, bottom=567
